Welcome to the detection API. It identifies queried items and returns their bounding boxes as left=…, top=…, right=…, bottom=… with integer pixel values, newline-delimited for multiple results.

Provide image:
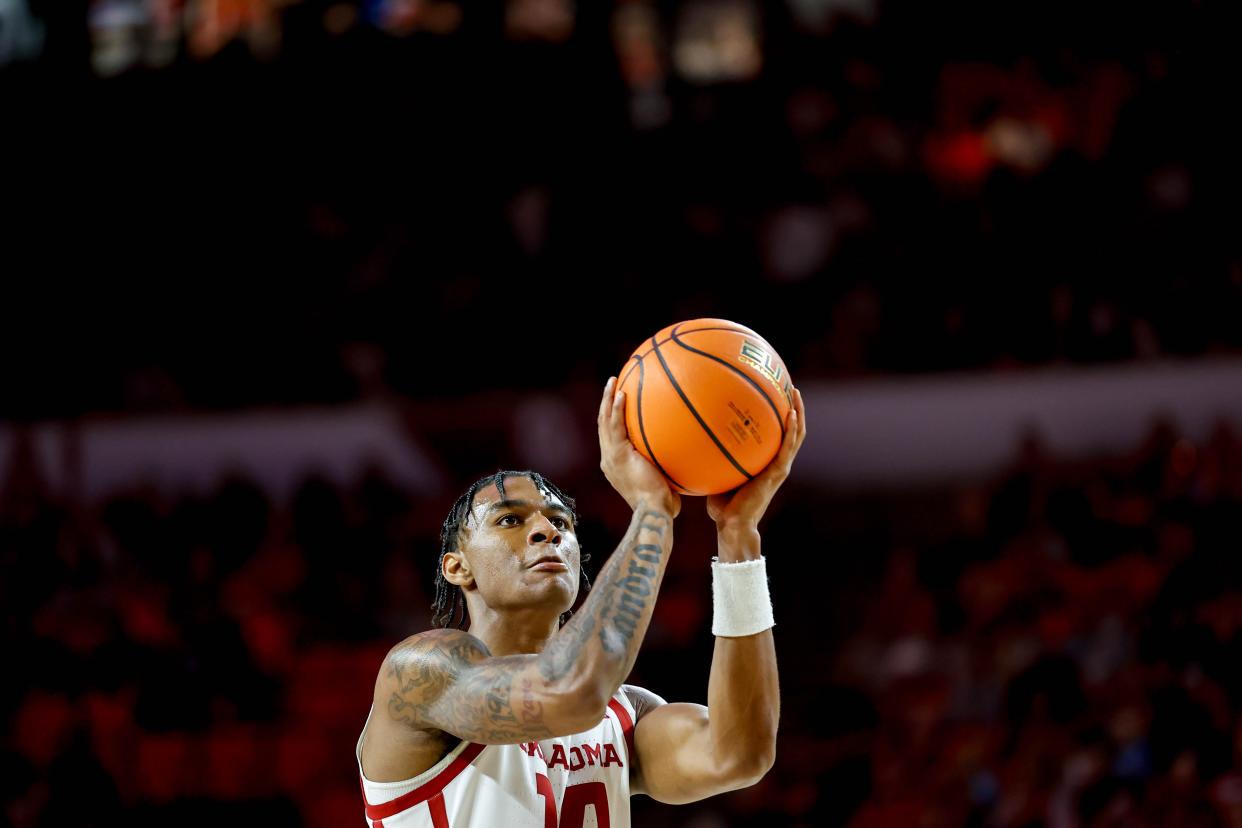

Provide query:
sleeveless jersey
left=356, top=689, right=637, bottom=828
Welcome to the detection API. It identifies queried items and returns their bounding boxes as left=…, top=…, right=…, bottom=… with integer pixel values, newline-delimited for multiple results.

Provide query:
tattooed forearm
left=601, top=516, right=665, bottom=650
left=536, top=502, right=672, bottom=683
left=597, top=508, right=668, bottom=655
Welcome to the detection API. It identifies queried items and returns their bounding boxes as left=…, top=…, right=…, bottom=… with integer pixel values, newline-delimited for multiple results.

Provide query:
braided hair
left=432, top=470, right=592, bottom=629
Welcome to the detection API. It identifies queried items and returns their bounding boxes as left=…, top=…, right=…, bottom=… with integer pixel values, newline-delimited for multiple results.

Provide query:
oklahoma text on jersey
left=357, top=689, right=637, bottom=827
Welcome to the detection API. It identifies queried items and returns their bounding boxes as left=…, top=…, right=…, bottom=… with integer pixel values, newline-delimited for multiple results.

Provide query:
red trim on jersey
left=607, top=698, right=635, bottom=763
left=361, top=742, right=486, bottom=821
left=428, top=792, right=449, bottom=828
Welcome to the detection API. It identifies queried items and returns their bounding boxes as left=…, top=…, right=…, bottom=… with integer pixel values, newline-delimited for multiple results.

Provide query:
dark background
left=4, top=0, right=1242, bottom=825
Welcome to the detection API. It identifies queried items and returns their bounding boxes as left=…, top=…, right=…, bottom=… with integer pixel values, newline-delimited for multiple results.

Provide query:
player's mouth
left=528, top=555, right=568, bottom=571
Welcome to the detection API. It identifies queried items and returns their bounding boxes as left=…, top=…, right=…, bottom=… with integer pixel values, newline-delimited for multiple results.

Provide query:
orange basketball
left=617, top=319, right=794, bottom=496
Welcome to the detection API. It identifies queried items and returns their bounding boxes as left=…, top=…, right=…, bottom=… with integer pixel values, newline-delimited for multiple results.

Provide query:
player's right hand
left=598, top=376, right=681, bottom=518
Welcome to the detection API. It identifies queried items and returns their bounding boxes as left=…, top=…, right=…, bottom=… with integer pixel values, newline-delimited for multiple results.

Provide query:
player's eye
left=498, top=514, right=520, bottom=526
left=551, top=517, right=568, bottom=529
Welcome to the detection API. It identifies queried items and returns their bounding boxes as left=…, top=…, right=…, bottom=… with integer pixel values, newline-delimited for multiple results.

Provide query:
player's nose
left=528, top=513, right=561, bottom=546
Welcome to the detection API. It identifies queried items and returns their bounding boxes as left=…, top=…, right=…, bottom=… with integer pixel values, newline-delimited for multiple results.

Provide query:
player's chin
left=523, top=570, right=578, bottom=605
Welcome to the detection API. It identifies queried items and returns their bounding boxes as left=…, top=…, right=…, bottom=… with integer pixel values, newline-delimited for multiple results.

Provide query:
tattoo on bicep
left=385, top=633, right=556, bottom=741
left=385, top=633, right=482, bottom=726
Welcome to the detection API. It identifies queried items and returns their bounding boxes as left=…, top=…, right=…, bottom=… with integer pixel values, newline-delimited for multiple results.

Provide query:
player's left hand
left=706, top=387, right=806, bottom=532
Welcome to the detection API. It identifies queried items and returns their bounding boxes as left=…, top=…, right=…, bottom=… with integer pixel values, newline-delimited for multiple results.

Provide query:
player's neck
left=467, top=607, right=561, bottom=656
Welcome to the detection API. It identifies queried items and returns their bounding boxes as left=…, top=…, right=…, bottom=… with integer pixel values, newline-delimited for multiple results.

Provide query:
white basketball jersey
left=356, top=689, right=637, bottom=828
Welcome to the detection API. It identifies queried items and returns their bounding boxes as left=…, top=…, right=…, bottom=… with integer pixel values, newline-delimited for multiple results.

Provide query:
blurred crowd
left=781, top=420, right=1242, bottom=828
left=4, top=0, right=1240, bottom=420
left=6, top=392, right=1242, bottom=827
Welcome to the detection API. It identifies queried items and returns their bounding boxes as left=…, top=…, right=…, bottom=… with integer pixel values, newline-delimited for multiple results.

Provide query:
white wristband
left=711, top=556, right=775, bottom=637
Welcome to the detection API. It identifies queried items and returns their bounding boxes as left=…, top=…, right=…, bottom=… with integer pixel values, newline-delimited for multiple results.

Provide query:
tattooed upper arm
left=380, top=629, right=599, bottom=745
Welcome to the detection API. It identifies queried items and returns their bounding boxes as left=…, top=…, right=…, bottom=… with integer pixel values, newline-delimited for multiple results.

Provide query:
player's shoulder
left=620, top=683, right=668, bottom=721
left=381, top=629, right=494, bottom=678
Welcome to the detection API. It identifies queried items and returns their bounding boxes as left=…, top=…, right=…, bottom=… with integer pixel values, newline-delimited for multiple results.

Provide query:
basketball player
left=357, top=376, right=806, bottom=826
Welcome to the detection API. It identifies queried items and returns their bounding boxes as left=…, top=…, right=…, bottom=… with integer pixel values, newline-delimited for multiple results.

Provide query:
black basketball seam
left=649, top=334, right=755, bottom=484
left=632, top=353, right=685, bottom=492
left=669, top=325, right=787, bottom=443
left=618, top=324, right=758, bottom=388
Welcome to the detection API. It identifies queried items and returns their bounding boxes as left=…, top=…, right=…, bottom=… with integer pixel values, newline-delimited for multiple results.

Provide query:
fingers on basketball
left=762, top=395, right=803, bottom=482
left=792, top=388, right=807, bottom=445
left=599, top=377, right=616, bottom=426
left=610, top=389, right=628, bottom=439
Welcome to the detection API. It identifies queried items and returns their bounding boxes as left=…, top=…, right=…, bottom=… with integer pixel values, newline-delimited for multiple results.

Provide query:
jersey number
left=534, top=773, right=610, bottom=828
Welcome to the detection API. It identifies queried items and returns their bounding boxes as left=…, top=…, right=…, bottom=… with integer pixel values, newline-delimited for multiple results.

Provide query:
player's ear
left=443, top=550, right=475, bottom=589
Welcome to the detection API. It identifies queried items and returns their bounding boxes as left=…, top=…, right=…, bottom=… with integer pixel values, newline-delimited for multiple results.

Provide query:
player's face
left=455, top=476, right=581, bottom=617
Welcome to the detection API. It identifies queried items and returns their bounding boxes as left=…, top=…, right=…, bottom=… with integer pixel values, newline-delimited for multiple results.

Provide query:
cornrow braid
left=432, top=470, right=592, bottom=629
